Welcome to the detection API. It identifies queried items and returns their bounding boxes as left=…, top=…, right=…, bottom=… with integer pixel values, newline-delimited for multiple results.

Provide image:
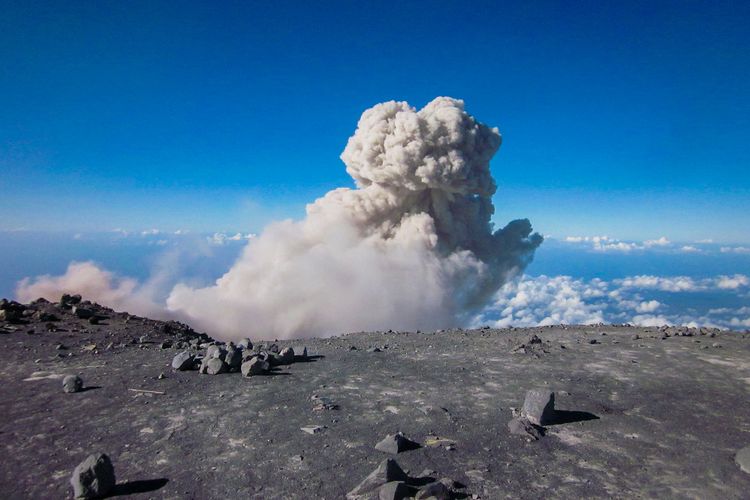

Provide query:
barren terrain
left=1, top=297, right=750, bottom=499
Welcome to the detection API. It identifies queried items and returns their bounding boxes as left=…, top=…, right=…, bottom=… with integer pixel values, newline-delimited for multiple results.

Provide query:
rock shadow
left=106, top=478, right=169, bottom=496
left=294, top=354, right=325, bottom=363
left=547, top=410, right=599, bottom=426
left=79, top=386, right=102, bottom=392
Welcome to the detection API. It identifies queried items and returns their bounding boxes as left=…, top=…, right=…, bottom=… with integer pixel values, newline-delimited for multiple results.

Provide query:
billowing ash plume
left=166, top=97, right=542, bottom=339
left=16, top=97, right=542, bottom=340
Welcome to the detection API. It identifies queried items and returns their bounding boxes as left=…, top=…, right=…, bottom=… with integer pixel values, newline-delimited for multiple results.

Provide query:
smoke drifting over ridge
left=17, top=97, right=542, bottom=340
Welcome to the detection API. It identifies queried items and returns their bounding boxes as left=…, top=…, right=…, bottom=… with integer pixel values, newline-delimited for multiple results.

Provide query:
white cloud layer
left=472, top=273, right=750, bottom=330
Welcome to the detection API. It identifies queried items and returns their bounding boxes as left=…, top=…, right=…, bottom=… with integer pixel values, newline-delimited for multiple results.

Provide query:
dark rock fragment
left=347, top=459, right=408, bottom=499
left=375, top=432, right=420, bottom=454
left=508, top=417, right=545, bottom=440
left=521, top=389, right=556, bottom=426
left=70, top=453, right=115, bottom=499
left=379, top=481, right=414, bottom=500
left=63, top=375, right=83, bottom=393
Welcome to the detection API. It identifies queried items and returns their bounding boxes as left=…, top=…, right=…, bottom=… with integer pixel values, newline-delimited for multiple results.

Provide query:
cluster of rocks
left=172, top=339, right=307, bottom=377
left=347, top=432, right=461, bottom=499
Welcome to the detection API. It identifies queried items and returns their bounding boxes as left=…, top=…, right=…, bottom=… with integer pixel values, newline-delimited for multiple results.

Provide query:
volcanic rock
left=171, top=351, right=195, bottom=371
left=415, top=480, right=451, bottom=499
left=72, top=306, right=93, bottom=320
left=279, top=347, right=295, bottom=364
left=521, top=388, right=556, bottom=426
left=70, top=453, right=115, bottom=499
left=379, top=481, right=414, bottom=500
left=347, top=458, right=408, bottom=500
left=375, top=432, right=420, bottom=454
left=205, top=345, right=227, bottom=361
left=508, top=417, right=544, bottom=440
left=204, top=358, right=227, bottom=375
left=737, top=445, right=750, bottom=474
left=241, top=356, right=268, bottom=376
left=62, top=375, right=83, bottom=393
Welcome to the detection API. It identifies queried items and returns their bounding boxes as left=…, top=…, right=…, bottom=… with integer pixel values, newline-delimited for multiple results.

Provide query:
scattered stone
left=588, top=339, right=599, bottom=344
left=204, top=358, right=227, bottom=375
left=301, top=425, right=326, bottom=435
left=238, top=338, right=253, bottom=350
left=62, top=375, right=83, bottom=393
left=379, top=481, right=414, bottom=500
left=171, top=351, right=195, bottom=371
left=736, top=445, right=750, bottom=474
left=508, top=417, right=544, bottom=440
left=346, top=459, right=408, bottom=499
left=160, top=340, right=172, bottom=349
left=70, top=453, right=115, bottom=499
left=375, top=432, right=420, bottom=454
left=712, top=343, right=722, bottom=348
left=521, top=389, right=556, bottom=426
left=368, top=347, right=382, bottom=353
left=241, top=356, right=268, bottom=377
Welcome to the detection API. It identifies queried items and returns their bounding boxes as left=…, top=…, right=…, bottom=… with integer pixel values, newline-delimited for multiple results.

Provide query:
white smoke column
left=167, top=97, right=542, bottom=339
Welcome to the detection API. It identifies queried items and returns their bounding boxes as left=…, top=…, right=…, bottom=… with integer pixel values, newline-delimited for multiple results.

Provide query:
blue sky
left=2, top=2, right=749, bottom=333
left=2, top=1, right=749, bottom=241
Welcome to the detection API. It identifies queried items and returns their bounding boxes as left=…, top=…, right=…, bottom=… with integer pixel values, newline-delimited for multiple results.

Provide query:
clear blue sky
left=2, top=0, right=749, bottom=242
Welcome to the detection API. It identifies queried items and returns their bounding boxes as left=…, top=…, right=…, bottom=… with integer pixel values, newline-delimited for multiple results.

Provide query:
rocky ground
left=1, top=296, right=750, bottom=499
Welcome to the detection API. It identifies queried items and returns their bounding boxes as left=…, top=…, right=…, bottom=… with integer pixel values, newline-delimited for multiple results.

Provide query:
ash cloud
left=17, top=97, right=543, bottom=340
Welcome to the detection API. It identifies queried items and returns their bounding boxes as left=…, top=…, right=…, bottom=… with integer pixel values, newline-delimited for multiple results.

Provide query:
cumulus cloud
left=615, top=275, right=699, bottom=292
left=473, top=272, right=749, bottom=330
left=643, top=236, right=671, bottom=247
left=19, top=98, right=542, bottom=340
left=721, top=246, right=750, bottom=254
left=635, top=300, right=661, bottom=313
left=207, top=232, right=256, bottom=246
left=680, top=245, right=701, bottom=253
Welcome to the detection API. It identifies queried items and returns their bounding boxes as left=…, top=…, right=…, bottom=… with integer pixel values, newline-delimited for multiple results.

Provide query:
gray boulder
left=521, top=388, right=556, bottom=426
left=737, top=445, right=750, bottom=474
left=204, top=358, right=227, bottom=375
left=225, top=346, right=242, bottom=370
left=241, top=357, right=269, bottom=377
left=205, top=345, right=227, bottom=361
left=63, top=375, right=83, bottom=394
left=171, top=351, right=195, bottom=371
left=70, top=453, right=115, bottom=499
left=347, top=459, right=408, bottom=499
left=238, top=338, right=253, bottom=350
